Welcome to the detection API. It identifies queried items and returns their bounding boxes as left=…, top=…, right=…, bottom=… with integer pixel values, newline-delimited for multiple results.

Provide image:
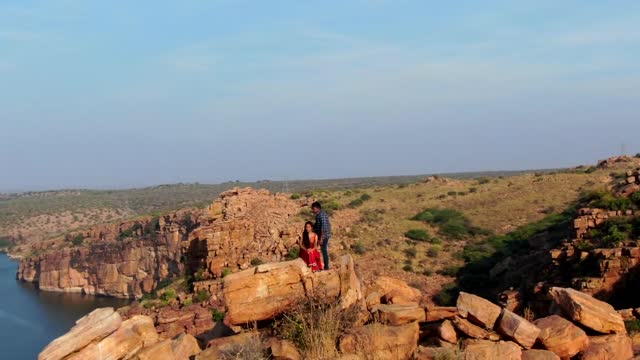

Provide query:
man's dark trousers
left=321, top=236, right=330, bottom=270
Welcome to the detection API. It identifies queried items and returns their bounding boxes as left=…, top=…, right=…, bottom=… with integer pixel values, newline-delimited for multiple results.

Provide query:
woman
left=300, top=221, right=324, bottom=271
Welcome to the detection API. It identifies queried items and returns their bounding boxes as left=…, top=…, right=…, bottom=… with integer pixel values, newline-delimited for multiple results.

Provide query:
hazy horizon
left=1, top=1, right=639, bottom=191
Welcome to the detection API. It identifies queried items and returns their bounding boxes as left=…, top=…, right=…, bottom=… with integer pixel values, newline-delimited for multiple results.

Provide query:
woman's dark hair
left=302, top=221, right=314, bottom=248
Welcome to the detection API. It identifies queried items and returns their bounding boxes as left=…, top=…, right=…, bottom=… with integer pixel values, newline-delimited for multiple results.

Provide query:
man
left=312, top=201, right=331, bottom=270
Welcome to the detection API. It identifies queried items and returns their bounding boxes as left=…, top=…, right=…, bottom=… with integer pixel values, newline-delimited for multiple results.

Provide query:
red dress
left=300, top=240, right=323, bottom=272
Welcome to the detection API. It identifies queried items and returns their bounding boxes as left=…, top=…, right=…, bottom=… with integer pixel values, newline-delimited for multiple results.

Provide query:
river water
left=0, top=253, right=130, bottom=360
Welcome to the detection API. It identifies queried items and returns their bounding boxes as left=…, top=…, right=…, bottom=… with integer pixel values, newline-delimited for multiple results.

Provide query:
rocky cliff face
left=17, top=188, right=304, bottom=298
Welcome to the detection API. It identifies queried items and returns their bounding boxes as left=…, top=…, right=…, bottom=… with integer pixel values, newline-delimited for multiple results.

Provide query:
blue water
left=0, top=253, right=130, bottom=360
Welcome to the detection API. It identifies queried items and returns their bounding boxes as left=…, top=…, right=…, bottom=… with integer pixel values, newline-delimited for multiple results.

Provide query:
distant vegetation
left=411, top=208, right=490, bottom=239
left=404, top=229, right=430, bottom=241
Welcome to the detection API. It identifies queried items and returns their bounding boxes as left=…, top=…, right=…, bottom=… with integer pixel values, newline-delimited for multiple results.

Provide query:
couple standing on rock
left=299, top=201, right=331, bottom=272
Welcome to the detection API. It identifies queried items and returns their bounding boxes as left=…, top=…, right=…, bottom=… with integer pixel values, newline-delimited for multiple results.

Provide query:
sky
left=0, top=0, right=639, bottom=191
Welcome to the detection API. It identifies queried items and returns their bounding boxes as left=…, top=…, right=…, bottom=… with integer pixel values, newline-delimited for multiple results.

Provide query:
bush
left=468, top=187, right=477, bottom=193
left=359, top=209, right=384, bottom=224
left=589, top=217, right=635, bottom=247
left=405, top=247, right=417, bottom=258
left=274, top=299, right=358, bottom=359
left=457, top=192, right=467, bottom=196
left=427, top=246, right=441, bottom=257
left=211, top=308, right=225, bottom=322
left=636, top=153, right=640, bottom=158
left=405, top=229, right=430, bottom=241
left=160, top=289, right=176, bottom=302
left=195, top=289, right=210, bottom=303
left=290, top=193, right=301, bottom=200
left=412, top=208, right=486, bottom=239
left=438, top=265, right=461, bottom=276
left=221, top=268, right=232, bottom=278
left=402, top=264, right=414, bottom=272
left=477, top=177, right=490, bottom=185
left=581, top=190, right=632, bottom=211
left=348, top=193, right=372, bottom=208
left=71, top=235, right=84, bottom=246
left=447, top=191, right=457, bottom=196
left=626, top=319, right=640, bottom=334
left=352, top=241, right=367, bottom=255
left=430, top=237, right=443, bottom=245
left=631, top=192, right=640, bottom=206
left=250, top=257, right=264, bottom=266
left=286, top=247, right=300, bottom=260
left=320, top=200, right=343, bottom=215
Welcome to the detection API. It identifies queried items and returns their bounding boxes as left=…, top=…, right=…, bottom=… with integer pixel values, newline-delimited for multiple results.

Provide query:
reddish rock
left=549, top=287, right=626, bottom=334
left=339, top=322, right=419, bottom=360
left=425, top=306, right=457, bottom=322
left=438, top=320, right=457, bottom=344
left=456, top=292, right=502, bottom=329
left=497, top=309, right=541, bottom=349
left=582, top=333, right=634, bottom=360
left=373, top=304, right=426, bottom=325
left=534, top=315, right=589, bottom=359
left=452, top=316, right=491, bottom=339
left=463, top=340, right=521, bottom=360
left=367, top=276, right=422, bottom=305
left=39, top=307, right=122, bottom=360
left=521, top=349, right=560, bottom=360
left=266, top=338, right=301, bottom=360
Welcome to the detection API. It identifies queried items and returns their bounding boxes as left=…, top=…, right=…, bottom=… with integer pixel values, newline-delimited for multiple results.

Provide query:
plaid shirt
left=315, top=210, right=332, bottom=240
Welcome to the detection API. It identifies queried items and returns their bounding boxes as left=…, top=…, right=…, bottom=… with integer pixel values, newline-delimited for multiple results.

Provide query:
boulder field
left=39, top=255, right=636, bottom=360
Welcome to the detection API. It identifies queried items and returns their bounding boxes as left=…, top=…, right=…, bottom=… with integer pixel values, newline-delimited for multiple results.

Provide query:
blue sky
left=1, top=1, right=639, bottom=191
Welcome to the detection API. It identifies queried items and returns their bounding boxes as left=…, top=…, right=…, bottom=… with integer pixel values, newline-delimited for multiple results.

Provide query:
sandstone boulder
left=198, top=333, right=263, bottom=360
left=521, top=349, right=560, bottom=360
left=463, top=340, right=521, bottom=360
left=534, top=315, right=589, bottom=359
left=373, top=304, right=426, bottom=325
left=549, top=287, right=626, bottom=334
left=456, top=292, right=501, bottom=329
left=582, top=333, right=634, bottom=360
left=339, top=322, right=419, bottom=360
left=66, top=315, right=158, bottom=360
left=452, top=316, right=491, bottom=340
left=425, top=306, right=457, bottom=322
left=367, top=276, right=422, bottom=305
left=438, top=320, right=457, bottom=344
left=39, top=307, right=123, bottom=360
left=223, top=255, right=362, bottom=326
left=497, top=309, right=541, bottom=349
left=134, top=333, right=200, bottom=360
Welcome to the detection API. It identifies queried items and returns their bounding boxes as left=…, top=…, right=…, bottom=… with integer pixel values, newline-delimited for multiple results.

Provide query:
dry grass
left=218, top=334, right=269, bottom=360
left=432, top=346, right=464, bottom=360
left=274, top=299, right=359, bottom=360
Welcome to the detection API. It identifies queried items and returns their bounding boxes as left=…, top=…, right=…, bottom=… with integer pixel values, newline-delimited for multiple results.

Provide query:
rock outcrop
left=19, top=188, right=305, bottom=298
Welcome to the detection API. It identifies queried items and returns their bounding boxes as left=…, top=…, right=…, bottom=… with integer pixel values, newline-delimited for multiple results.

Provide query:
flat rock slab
left=373, top=304, right=426, bottom=325
left=39, top=307, right=122, bottom=360
left=340, top=322, right=419, bottom=360
left=457, top=292, right=502, bottom=329
left=550, top=287, right=626, bottom=334
left=534, top=315, right=589, bottom=359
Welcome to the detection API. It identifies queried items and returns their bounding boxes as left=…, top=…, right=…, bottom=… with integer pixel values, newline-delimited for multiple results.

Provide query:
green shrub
left=631, top=192, right=640, bottom=206
left=477, top=177, right=490, bottom=185
left=405, top=229, right=430, bottom=241
left=348, top=193, right=372, bottom=208
left=447, top=191, right=457, bottom=196
left=141, top=292, right=157, bottom=301
left=457, top=192, right=467, bottom=196
left=250, top=257, right=264, bottom=266
left=468, top=187, right=477, bottom=193
left=182, top=298, right=193, bottom=307
left=352, top=242, right=367, bottom=255
left=290, top=193, right=301, bottom=200
left=427, top=246, right=441, bottom=257
left=211, top=308, right=226, bottom=322
left=156, top=278, right=172, bottom=290
left=221, top=268, right=232, bottom=278
left=438, top=265, right=460, bottom=276
left=423, top=269, right=433, bottom=276
left=71, top=235, right=84, bottom=246
left=582, top=190, right=632, bottom=211
left=589, top=217, right=635, bottom=247
left=412, top=208, right=487, bottom=239
left=160, top=289, right=176, bottom=302
left=286, top=247, right=300, bottom=260
left=195, top=289, right=210, bottom=303
left=405, top=247, right=417, bottom=258
left=636, top=153, right=640, bottom=158
left=626, top=319, right=640, bottom=334
left=430, top=237, right=443, bottom=245
left=402, top=264, right=414, bottom=272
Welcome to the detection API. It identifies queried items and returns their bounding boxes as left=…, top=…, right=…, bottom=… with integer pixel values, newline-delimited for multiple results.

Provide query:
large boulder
left=438, top=320, right=458, bottom=344
left=223, top=255, right=362, bottom=326
left=497, top=309, right=541, bottom=349
left=339, top=322, right=419, bottom=360
left=136, top=333, right=201, bottom=360
left=373, top=304, right=426, bottom=325
left=66, top=315, right=158, bottom=360
left=456, top=292, right=502, bottom=329
left=521, top=349, right=560, bottom=360
left=534, top=315, right=589, bottom=359
left=452, top=316, right=492, bottom=340
left=425, top=306, right=457, bottom=322
left=463, top=340, right=521, bottom=360
left=581, top=333, right=634, bottom=360
left=39, top=307, right=123, bottom=360
left=366, top=276, right=422, bottom=305
left=549, top=287, right=626, bottom=334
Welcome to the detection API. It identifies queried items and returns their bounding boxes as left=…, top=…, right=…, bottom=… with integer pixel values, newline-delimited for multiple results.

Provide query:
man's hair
left=311, top=201, right=322, bottom=209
